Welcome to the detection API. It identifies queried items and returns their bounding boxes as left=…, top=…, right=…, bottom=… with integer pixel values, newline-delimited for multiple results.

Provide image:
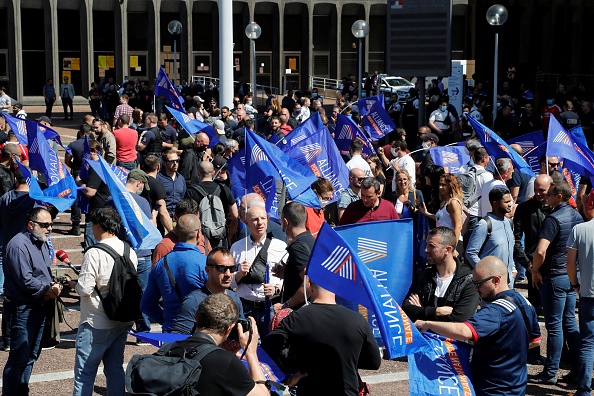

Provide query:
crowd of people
left=0, top=71, right=594, bottom=396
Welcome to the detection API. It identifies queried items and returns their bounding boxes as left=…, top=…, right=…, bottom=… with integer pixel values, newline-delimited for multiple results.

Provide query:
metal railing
left=309, top=76, right=342, bottom=98
left=190, top=76, right=280, bottom=105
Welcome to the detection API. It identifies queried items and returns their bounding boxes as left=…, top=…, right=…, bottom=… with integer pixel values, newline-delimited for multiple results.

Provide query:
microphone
left=56, top=250, right=70, bottom=264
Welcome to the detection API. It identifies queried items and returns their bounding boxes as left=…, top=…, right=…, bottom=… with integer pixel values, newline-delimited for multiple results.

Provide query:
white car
left=376, top=76, right=415, bottom=103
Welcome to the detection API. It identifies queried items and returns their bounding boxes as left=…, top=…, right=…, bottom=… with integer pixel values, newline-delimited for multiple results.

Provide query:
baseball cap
left=36, top=116, right=53, bottom=126
left=193, top=95, right=205, bottom=103
left=212, top=156, right=227, bottom=170
left=128, top=169, right=150, bottom=190
left=421, top=133, right=439, bottom=144
left=213, top=120, right=225, bottom=135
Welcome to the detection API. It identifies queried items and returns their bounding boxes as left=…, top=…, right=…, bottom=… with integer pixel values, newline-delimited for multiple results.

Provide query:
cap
left=128, top=169, right=150, bottom=190
left=212, top=156, right=227, bottom=170
left=193, top=95, right=205, bottom=103
left=36, top=116, right=53, bottom=126
left=421, top=133, right=439, bottom=144
left=3, top=143, right=21, bottom=157
left=213, top=120, right=225, bottom=135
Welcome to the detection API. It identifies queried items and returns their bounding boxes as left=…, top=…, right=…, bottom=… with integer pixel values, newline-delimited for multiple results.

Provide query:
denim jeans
left=575, top=297, right=594, bottom=395
left=72, top=322, right=130, bottom=396
left=0, top=228, right=4, bottom=294
left=84, top=221, right=98, bottom=249
left=539, top=274, right=581, bottom=378
left=116, top=161, right=137, bottom=171
left=242, top=301, right=270, bottom=337
left=134, top=256, right=151, bottom=333
left=2, top=300, right=47, bottom=395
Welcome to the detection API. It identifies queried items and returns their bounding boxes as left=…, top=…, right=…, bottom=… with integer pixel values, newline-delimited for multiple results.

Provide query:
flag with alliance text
left=361, top=101, right=395, bottom=140
left=334, top=114, right=376, bottom=156
left=507, top=131, right=546, bottom=175
left=358, top=94, right=384, bottom=117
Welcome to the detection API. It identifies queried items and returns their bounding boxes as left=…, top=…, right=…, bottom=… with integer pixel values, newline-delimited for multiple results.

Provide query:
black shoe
left=527, top=355, right=545, bottom=365
left=559, top=372, right=577, bottom=384
left=63, top=117, right=68, bottom=120
left=68, top=225, right=81, bottom=236
left=528, top=374, right=557, bottom=385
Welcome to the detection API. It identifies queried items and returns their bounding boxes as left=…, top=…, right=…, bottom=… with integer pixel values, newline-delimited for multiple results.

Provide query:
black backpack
left=126, top=341, right=219, bottom=396
left=90, top=242, right=143, bottom=322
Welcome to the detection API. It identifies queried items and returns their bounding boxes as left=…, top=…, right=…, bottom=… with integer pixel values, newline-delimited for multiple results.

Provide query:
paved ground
left=0, top=105, right=583, bottom=395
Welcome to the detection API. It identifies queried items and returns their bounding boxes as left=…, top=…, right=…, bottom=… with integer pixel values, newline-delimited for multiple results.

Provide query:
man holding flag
left=415, top=256, right=541, bottom=396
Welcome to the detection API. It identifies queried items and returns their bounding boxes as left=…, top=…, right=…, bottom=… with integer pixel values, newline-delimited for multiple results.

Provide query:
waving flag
left=507, top=131, right=546, bottom=175
left=409, top=332, right=475, bottom=396
left=16, top=161, right=77, bottom=212
left=361, top=101, right=395, bottom=140
left=245, top=129, right=318, bottom=200
left=430, top=146, right=470, bottom=174
left=546, top=116, right=594, bottom=179
left=3, top=113, right=29, bottom=145
left=87, top=157, right=160, bottom=250
left=335, top=114, right=376, bottom=156
left=166, top=105, right=219, bottom=148
left=156, top=67, right=184, bottom=110
left=27, top=125, right=72, bottom=188
left=358, top=94, right=384, bottom=117
left=4, top=114, right=71, bottom=153
left=307, top=223, right=430, bottom=359
left=468, top=116, right=536, bottom=177
left=281, top=113, right=349, bottom=202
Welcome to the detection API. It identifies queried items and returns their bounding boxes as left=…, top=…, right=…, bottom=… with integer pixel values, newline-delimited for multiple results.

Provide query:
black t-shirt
left=88, top=88, right=101, bottom=103
left=140, top=175, right=167, bottom=211
left=282, top=231, right=315, bottom=306
left=262, top=303, right=381, bottom=396
left=185, top=181, right=235, bottom=216
left=86, top=167, right=110, bottom=210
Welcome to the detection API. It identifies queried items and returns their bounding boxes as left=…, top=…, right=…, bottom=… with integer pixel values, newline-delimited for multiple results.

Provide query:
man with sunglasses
left=157, top=150, right=187, bottom=222
left=337, top=168, right=366, bottom=222
left=415, top=256, right=541, bottom=396
left=172, top=247, right=244, bottom=334
left=141, top=214, right=207, bottom=333
left=3, top=207, right=62, bottom=394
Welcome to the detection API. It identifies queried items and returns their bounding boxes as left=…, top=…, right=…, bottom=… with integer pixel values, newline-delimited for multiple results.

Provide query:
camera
left=228, top=318, right=252, bottom=341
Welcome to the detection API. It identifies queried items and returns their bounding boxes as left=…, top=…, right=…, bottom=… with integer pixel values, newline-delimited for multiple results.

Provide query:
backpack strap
left=192, top=184, right=209, bottom=201
left=496, top=295, right=531, bottom=338
left=89, top=242, right=131, bottom=304
left=477, top=215, right=492, bottom=256
left=164, top=254, right=184, bottom=301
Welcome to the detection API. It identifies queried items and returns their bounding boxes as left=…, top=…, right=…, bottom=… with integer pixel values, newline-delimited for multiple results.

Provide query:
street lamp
left=486, top=4, right=508, bottom=126
left=351, top=20, right=370, bottom=99
left=245, top=22, right=261, bottom=99
left=167, top=20, right=183, bottom=89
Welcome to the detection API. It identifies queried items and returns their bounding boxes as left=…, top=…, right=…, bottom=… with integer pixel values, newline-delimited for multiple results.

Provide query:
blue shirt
left=157, top=170, right=186, bottom=217
left=4, top=231, right=52, bottom=304
left=171, top=286, right=244, bottom=334
left=464, top=290, right=540, bottom=396
left=140, top=242, right=207, bottom=332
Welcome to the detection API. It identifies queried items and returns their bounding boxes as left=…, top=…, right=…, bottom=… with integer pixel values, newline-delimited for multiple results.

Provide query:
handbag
left=240, top=234, right=272, bottom=284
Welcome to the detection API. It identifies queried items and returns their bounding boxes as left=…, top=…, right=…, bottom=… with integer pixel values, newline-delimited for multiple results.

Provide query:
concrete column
left=44, top=1, right=53, bottom=83
left=12, top=0, right=23, bottom=99
left=50, top=0, right=60, bottom=88
left=364, top=5, right=369, bottom=75
left=80, top=0, right=94, bottom=96
left=152, top=1, right=161, bottom=81
left=336, top=5, right=342, bottom=79
left=219, top=0, right=234, bottom=107
left=278, top=6, right=285, bottom=94
left=115, top=0, right=127, bottom=83
left=307, top=5, right=313, bottom=90
left=184, top=0, right=193, bottom=83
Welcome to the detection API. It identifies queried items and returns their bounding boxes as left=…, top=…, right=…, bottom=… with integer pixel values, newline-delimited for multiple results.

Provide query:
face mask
left=320, top=199, right=329, bottom=208
left=137, top=188, right=144, bottom=195
left=547, top=99, right=553, bottom=106
left=295, top=109, right=302, bottom=115
left=195, top=145, right=206, bottom=153
left=391, top=148, right=398, bottom=157
left=247, top=101, right=252, bottom=105
left=312, top=93, right=318, bottom=98
left=441, top=106, right=448, bottom=111
left=422, top=142, right=431, bottom=149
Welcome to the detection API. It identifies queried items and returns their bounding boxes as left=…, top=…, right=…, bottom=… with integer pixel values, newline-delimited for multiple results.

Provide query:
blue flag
left=430, top=146, right=470, bottom=175
left=361, top=101, right=395, bottom=140
left=546, top=116, right=594, bottom=178
left=87, top=157, right=161, bottom=250
left=228, top=149, right=279, bottom=219
left=568, top=125, right=588, bottom=147
left=16, top=161, right=77, bottom=212
left=468, top=116, right=536, bottom=177
left=244, top=129, right=318, bottom=200
left=334, top=114, right=376, bottom=156
left=155, top=67, right=185, bottom=110
left=4, top=114, right=71, bottom=153
left=166, top=105, right=219, bottom=148
left=307, top=223, right=430, bottom=359
left=507, top=131, right=546, bottom=175
left=3, top=113, right=28, bottom=144
left=27, top=125, right=74, bottom=188
left=358, top=94, right=384, bottom=117
left=281, top=113, right=349, bottom=203
left=409, top=333, right=475, bottom=396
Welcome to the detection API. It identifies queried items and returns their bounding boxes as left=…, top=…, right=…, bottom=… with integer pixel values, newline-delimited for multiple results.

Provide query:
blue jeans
left=2, top=300, right=47, bottom=395
left=116, top=160, right=137, bottom=171
left=576, top=297, right=594, bottom=396
left=134, top=256, right=151, bottom=333
left=539, top=274, right=581, bottom=378
left=242, top=301, right=270, bottom=337
left=84, top=221, right=98, bottom=249
left=72, top=322, right=130, bottom=396
left=0, top=228, right=4, bottom=294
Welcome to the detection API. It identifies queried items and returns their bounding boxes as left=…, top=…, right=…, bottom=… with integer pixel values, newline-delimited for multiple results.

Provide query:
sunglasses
left=167, top=159, right=180, bottom=164
left=357, top=177, right=366, bottom=182
left=548, top=163, right=559, bottom=167
left=207, top=264, right=238, bottom=273
left=32, top=220, right=53, bottom=229
left=472, top=276, right=495, bottom=287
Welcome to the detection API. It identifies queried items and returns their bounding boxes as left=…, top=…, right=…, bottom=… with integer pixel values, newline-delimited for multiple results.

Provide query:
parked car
left=376, top=75, right=415, bottom=103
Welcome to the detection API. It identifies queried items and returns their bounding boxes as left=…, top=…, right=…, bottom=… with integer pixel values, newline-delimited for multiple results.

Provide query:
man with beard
left=415, top=256, right=541, bottom=396
left=403, top=227, right=479, bottom=322
left=3, top=207, right=63, bottom=394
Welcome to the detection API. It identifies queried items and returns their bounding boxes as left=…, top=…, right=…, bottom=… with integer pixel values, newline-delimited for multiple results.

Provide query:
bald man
left=179, top=131, right=212, bottom=184
left=236, top=193, right=286, bottom=241
left=141, top=214, right=208, bottom=333
left=184, top=161, right=238, bottom=248
left=416, top=256, right=541, bottom=396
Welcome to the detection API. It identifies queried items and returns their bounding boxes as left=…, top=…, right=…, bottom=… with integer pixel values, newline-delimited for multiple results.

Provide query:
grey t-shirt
left=567, top=221, right=594, bottom=297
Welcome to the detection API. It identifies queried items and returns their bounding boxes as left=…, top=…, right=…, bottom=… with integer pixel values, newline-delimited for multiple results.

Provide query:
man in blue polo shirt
left=415, top=256, right=541, bottom=396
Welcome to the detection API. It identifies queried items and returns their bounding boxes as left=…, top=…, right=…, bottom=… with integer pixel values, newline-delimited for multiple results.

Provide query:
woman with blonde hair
left=393, top=168, right=423, bottom=219
left=418, top=173, right=466, bottom=246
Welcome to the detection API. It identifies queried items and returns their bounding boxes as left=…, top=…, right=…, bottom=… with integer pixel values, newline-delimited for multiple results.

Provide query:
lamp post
left=486, top=5, right=508, bottom=126
left=245, top=22, right=261, bottom=98
left=351, top=20, right=370, bottom=99
left=167, top=20, right=183, bottom=89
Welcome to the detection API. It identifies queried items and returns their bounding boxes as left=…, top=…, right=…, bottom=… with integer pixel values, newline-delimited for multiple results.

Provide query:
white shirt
left=479, top=179, right=506, bottom=217
left=346, top=154, right=373, bottom=177
left=434, top=274, right=454, bottom=298
left=467, top=165, right=493, bottom=216
left=429, top=108, right=455, bottom=131
left=230, top=235, right=286, bottom=302
left=390, top=154, right=416, bottom=191
left=76, top=237, right=138, bottom=329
